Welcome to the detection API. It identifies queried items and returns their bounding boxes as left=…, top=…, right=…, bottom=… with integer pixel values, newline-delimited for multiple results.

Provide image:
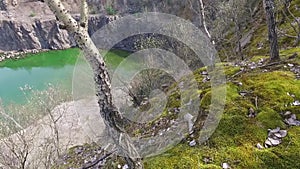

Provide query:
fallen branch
left=81, top=149, right=116, bottom=169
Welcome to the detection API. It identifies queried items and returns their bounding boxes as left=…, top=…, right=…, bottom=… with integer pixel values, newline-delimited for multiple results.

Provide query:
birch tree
left=44, top=0, right=143, bottom=168
left=189, top=0, right=214, bottom=44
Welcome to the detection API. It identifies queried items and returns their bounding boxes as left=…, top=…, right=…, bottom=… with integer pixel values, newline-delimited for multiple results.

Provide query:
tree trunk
left=295, top=34, right=300, bottom=47
left=44, top=0, right=143, bottom=168
left=235, top=21, right=243, bottom=60
left=264, top=0, right=280, bottom=61
left=196, top=0, right=215, bottom=68
left=198, top=0, right=214, bottom=44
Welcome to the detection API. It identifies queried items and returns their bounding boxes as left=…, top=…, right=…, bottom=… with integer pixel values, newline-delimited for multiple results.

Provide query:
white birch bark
left=44, top=0, right=143, bottom=168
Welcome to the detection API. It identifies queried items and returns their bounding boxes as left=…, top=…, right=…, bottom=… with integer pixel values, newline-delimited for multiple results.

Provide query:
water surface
left=0, top=49, right=130, bottom=106
left=0, top=49, right=79, bottom=105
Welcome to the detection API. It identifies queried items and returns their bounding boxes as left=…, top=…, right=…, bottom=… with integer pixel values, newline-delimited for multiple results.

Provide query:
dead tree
left=264, top=0, right=280, bottom=61
left=44, top=0, right=142, bottom=168
left=0, top=86, right=72, bottom=169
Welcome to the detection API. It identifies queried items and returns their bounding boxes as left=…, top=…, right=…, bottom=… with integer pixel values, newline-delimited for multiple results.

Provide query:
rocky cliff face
left=0, top=19, right=70, bottom=51
left=0, top=0, right=259, bottom=53
left=0, top=15, right=116, bottom=52
left=0, top=0, right=205, bottom=52
left=0, top=0, right=202, bottom=52
left=0, top=0, right=114, bottom=52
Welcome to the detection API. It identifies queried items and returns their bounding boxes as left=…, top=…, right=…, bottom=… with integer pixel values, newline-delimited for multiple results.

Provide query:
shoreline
left=0, top=48, right=50, bottom=62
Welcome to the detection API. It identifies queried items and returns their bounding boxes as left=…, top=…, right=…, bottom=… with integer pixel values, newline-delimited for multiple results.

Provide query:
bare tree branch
left=198, top=0, right=214, bottom=44
left=80, top=0, right=89, bottom=32
left=0, top=109, right=23, bottom=130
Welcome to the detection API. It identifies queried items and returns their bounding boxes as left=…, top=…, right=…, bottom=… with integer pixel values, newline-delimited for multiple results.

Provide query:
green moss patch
left=143, top=66, right=300, bottom=168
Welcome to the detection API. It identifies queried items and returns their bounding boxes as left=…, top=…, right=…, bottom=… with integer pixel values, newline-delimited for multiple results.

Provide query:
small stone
left=203, top=157, right=211, bottom=164
left=202, top=76, right=210, bottom=83
left=285, top=116, right=300, bottom=126
left=284, top=111, right=292, bottom=117
left=122, top=164, right=129, bottom=169
left=292, top=100, right=300, bottom=106
left=222, top=162, right=231, bottom=169
left=256, top=143, right=264, bottom=149
left=201, top=71, right=208, bottom=75
left=268, top=137, right=281, bottom=146
left=265, top=139, right=272, bottom=148
left=265, top=127, right=287, bottom=147
left=268, top=127, right=280, bottom=134
left=189, top=140, right=196, bottom=147
left=291, top=114, right=297, bottom=120
left=117, top=164, right=122, bottom=168
left=239, top=91, right=247, bottom=96
left=248, top=108, right=256, bottom=118
left=288, top=63, right=294, bottom=67
left=287, top=92, right=295, bottom=98
left=75, top=147, right=83, bottom=154
left=277, top=130, right=287, bottom=138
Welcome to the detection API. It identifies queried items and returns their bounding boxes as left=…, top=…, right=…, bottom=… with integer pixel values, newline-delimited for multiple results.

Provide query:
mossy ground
left=144, top=50, right=300, bottom=169
left=58, top=47, right=300, bottom=169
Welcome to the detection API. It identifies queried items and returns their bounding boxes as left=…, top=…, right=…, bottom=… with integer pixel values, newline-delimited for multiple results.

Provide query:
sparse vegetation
left=29, top=12, right=36, bottom=17
left=106, top=6, right=117, bottom=15
left=0, top=84, right=72, bottom=168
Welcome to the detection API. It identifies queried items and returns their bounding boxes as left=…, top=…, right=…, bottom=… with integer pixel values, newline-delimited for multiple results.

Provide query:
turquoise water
left=0, top=49, right=130, bottom=106
left=0, top=49, right=79, bottom=106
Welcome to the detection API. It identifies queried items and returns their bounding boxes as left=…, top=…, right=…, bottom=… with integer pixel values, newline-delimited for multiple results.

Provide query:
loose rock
left=122, top=164, right=129, bottom=169
left=189, top=140, right=196, bottom=147
left=248, top=108, right=256, bottom=118
left=292, top=100, right=300, bottom=106
left=265, top=127, right=287, bottom=148
left=222, top=162, right=231, bottom=169
left=256, top=143, right=264, bottom=149
left=284, top=113, right=300, bottom=126
left=239, top=91, right=248, bottom=97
